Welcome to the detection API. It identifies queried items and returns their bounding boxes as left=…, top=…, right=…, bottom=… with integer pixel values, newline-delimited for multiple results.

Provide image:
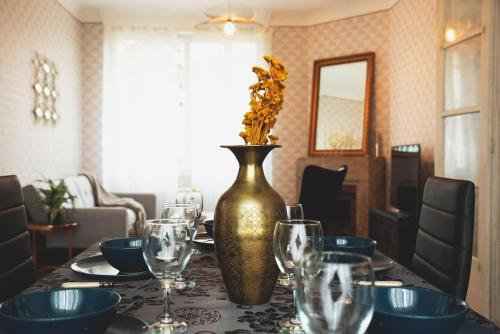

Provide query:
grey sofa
left=23, top=176, right=156, bottom=249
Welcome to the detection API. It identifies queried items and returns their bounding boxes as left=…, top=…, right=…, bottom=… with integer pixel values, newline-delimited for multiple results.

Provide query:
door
left=436, top=0, right=495, bottom=317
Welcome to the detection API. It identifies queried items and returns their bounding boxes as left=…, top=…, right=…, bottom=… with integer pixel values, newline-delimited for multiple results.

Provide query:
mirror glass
left=316, top=61, right=367, bottom=150
left=309, top=53, right=374, bottom=156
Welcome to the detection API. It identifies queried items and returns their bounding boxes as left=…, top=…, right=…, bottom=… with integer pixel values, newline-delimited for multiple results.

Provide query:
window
left=103, top=28, right=270, bottom=211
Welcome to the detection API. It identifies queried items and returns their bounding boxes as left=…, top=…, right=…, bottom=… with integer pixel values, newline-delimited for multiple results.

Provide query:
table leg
left=31, top=231, right=37, bottom=268
left=67, top=230, right=73, bottom=261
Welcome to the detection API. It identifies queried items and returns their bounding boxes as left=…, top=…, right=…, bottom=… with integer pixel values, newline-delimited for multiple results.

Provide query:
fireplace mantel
left=296, top=156, right=385, bottom=236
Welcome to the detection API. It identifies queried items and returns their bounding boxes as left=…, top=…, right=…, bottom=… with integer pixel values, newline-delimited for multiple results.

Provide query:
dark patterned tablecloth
left=26, top=242, right=499, bottom=334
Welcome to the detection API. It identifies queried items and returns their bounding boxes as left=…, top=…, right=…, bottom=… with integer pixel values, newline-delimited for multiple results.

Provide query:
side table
left=28, top=222, right=79, bottom=268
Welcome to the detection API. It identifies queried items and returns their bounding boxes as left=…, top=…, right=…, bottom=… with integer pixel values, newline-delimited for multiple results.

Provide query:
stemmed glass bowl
left=161, top=203, right=198, bottom=289
left=295, top=251, right=375, bottom=334
left=142, top=218, right=192, bottom=334
left=273, top=219, right=323, bottom=333
left=286, top=204, right=304, bottom=221
left=176, top=190, right=204, bottom=255
left=176, top=190, right=203, bottom=227
left=278, top=204, right=305, bottom=286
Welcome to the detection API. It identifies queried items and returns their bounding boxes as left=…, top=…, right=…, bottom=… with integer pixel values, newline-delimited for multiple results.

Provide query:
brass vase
left=214, top=145, right=286, bottom=305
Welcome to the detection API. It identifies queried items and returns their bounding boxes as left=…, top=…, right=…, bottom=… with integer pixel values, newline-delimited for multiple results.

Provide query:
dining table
left=22, top=239, right=500, bottom=334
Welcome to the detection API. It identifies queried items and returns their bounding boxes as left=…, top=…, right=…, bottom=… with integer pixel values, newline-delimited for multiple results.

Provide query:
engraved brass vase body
left=214, top=145, right=286, bottom=305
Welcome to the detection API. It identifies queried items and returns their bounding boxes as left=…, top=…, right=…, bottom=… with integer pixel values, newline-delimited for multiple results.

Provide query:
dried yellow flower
left=240, top=55, right=287, bottom=145
left=268, top=134, right=279, bottom=145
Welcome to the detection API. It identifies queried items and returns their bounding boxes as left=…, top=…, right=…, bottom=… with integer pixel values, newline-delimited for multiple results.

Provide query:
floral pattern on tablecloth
left=25, top=242, right=500, bottom=334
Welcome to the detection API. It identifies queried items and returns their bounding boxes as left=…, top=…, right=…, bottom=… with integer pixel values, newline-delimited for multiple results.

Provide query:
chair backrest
left=411, top=176, right=475, bottom=299
left=0, top=175, right=36, bottom=301
left=298, top=165, right=348, bottom=235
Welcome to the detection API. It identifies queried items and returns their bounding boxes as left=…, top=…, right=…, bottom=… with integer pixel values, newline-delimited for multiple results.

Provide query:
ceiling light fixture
left=223, top=20, right=236, bottom=35
left=195, top=1, right=263, bottom=36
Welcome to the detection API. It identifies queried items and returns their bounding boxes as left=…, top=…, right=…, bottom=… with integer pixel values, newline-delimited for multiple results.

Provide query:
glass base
left=278, top=319, right=305, bottom=334
left=173, top=277, right=196, bottom=290
left=277, top=273, right=291, bottom=287
left=148, top=320, right=188, bottom=334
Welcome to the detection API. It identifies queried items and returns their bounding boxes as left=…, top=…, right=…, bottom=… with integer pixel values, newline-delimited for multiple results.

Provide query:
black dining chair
left=0, top=175, right=36, bottom=301
left=411, top=176, right=475, bottom=300
left=298, top=165, right=348, bottom=235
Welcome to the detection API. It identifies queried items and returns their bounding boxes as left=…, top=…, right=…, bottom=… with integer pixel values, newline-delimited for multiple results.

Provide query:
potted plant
left=38, top=179, right=76, bottom=225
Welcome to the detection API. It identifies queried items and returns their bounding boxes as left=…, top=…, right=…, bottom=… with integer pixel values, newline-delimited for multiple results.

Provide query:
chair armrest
left=65, top=207, right=129, bottom=248
left=113, top=193, right=156, bottom=219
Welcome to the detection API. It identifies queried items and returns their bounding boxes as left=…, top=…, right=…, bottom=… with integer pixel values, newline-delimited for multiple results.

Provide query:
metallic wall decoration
left=214, top=145, right=286, bottom=305
left=32, top=53, right=59, bottom=123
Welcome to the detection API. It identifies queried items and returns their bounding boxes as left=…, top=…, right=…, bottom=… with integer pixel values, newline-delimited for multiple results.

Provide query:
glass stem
left=289, top=274, right=301, bottom=324
left=159, top=280, right=173, bottom=324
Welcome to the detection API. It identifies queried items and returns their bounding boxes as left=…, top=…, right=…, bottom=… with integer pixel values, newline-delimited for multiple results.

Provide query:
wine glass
left=278, top=204, right=305, bottom=286
left=176, top=190, right=203, bottom=225
left=295, top=252, right=375, bottom=334
left=176, top=191, right=203, bottom=256
left=161, top=203, right=198, bottom=290
left=142, top=218, right=192, bottom=334
left=286, top=203, right=304, bottom=220
left=162, top=203, right=199, bottom=238
left=273, top=219, right=323, bottom=334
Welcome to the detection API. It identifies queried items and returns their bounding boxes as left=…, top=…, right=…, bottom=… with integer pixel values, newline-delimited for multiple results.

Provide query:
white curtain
left=103, top=27, right=271, bottom=213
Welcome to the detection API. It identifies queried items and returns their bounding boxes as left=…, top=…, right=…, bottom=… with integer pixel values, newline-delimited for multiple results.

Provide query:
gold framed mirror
left=308, top=52, right=374, bottom=156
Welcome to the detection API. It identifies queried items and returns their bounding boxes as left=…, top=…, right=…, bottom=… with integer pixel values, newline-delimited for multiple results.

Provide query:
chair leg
left=67, top=230, right=73, bottom=260
left=31, top=231, right=37, bottom=268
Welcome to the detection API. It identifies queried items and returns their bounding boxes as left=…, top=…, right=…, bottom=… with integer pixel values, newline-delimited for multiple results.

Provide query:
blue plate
left=71, top=255, right=151, bottom=279
left=323, top=236, right=377, bottom=256
left=369, top=287, right=467, bottom=334
left=193, top=232, right=215, bottom=252
left=0, top=288, right=121, bottom=334
left=100, top=238, right=148, bottom=273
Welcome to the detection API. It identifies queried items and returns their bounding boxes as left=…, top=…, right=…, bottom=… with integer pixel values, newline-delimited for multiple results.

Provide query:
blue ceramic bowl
left=323, top=236, right=377, bottom=256
left=99, top=238, right=148, bottom=273
left=0, top=288, right=121, bottom=334
left=204, top=220, right=214, bottom=238
left=369, top=287, right=467, bottom=334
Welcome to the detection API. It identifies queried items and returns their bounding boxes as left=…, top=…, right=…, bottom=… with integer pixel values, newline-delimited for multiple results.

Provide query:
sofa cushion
left=125, top=208, right=137, bottom=233
left=63, top=176, right=95, bottom=208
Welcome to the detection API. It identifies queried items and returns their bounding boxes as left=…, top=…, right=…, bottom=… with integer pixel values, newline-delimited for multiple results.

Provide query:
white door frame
left=489, top=0, right=500, bottom=324
left=435, top=0, right=496, bottom=318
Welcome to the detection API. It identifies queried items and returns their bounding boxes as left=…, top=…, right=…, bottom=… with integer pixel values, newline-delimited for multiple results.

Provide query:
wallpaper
left=389, top=0, right=437, bottom=188
left=81, top=23, right=104, bottom=180
left=272, top=0, right=437, bottom=203
left=0, top=0, right=82, bottom=185
left=316, top=95, right=364, bottom=150
left=0, top=0, right=436, bottom=199
left=270, top=27, right=312, bottom=203
left=272, top=10, right=391, bottom=203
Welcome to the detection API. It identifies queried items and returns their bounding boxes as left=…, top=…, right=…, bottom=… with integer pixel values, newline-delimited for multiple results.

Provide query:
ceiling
left=57, top=0, right=398, bottom=26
